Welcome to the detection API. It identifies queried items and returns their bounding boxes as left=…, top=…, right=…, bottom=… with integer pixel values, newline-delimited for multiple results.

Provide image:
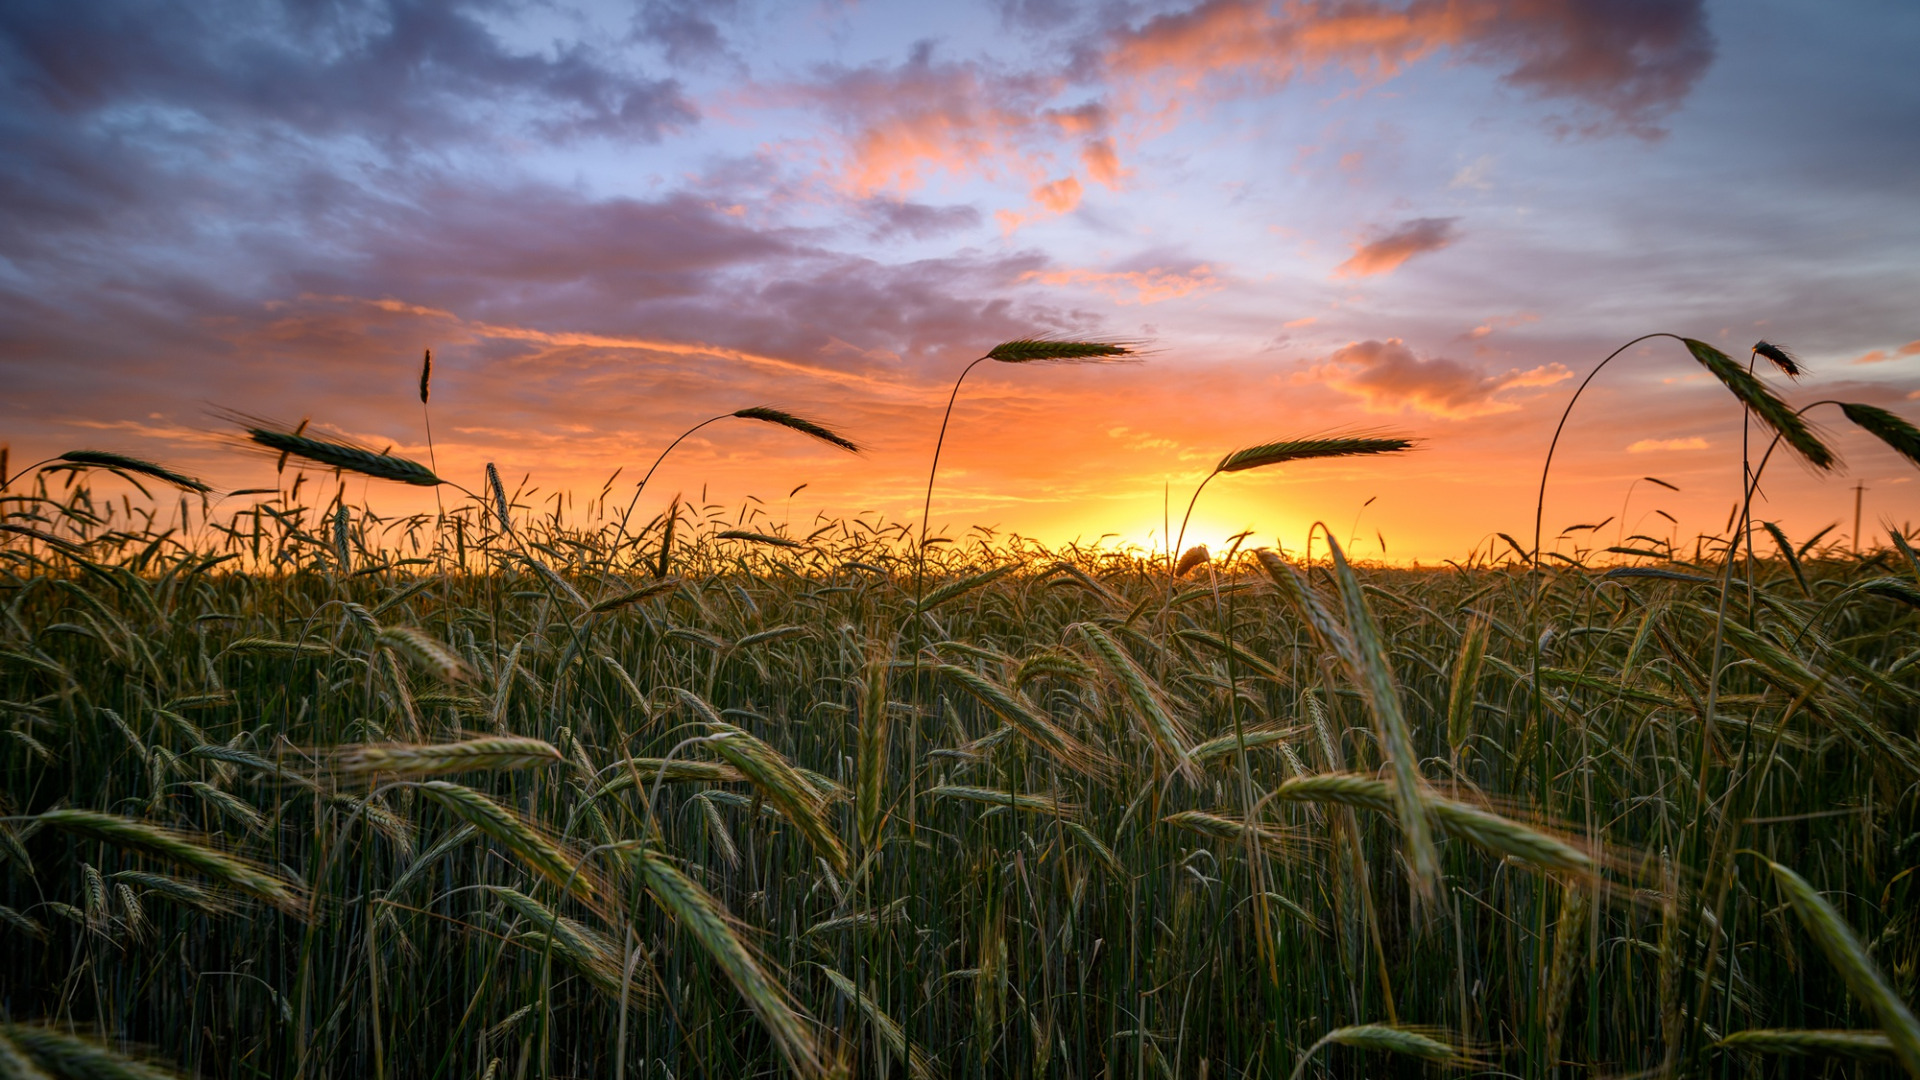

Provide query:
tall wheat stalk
left=1172, top=435, right=1412, bottom=560
left=614, top=407, right=861, bottom=552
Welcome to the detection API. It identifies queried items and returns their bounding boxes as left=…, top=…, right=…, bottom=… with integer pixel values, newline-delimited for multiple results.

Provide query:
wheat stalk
left=36, top=809, right=305, bottom=917
left=1324, top=533, right=1443, bottom=898
left=816, top=964, right=936, bottom=1080
left=934, top=662, right=1108, bottom=777
left=705, top=723, right=849, bottom=873
left=1073, top=621, right=1195, bottom=781
left=0, top=1025, right=55, bottom=1080
left=486, top=886, right=647, bottom=1008
left=335, top=737, right=561, bottom=777
left=926, top=785, right=1072, bottom=815
left=1839, top=402, right=1920, bottom=467
left=1174, top=434, right=1412, bottom=557
left=1187, top=724, right=1303, bottom=764
left=1288, top=1024, right=1474, bottom=1080
left=581, top=578, right=680, bottom=616
left=1446, top=615, right=1490, bottom=757
left=857, top=640, right=892, bottom=852
left=985, top=339, right=1136, bottom=363
left=716, top=530, right=803, bottom=548
left=594, top=758, right=746, bottom=797
left=1766, top=858, right=1920, bottom=1074
left=1278, top=774, right=1593, bottom=876
left=729, top=407, right=863, bottom=454
left=111, top=870, right=230, bottom=914
left=636, top=848, right=824, bottom=1078
left=416, top=781, right=595, bottom=901
left=1752, top=340, right=1803, bottom=377
left=1716, top=1028, right=1895, bottom=1060
left=55, top=451, right=211, bottom=494
left=916, top=339, right=1135, bottom=612
left=1164, top=809, right=1291, bottom=850
left=1173, top=544, right=1209, bottom=577
left=242, top=423, right=441, bottom=486
left=376, top=626, right=474, bottom=683
left=1011, top=647, right=1096, bottom=690
left=2, top=1024, right=183, bottom=1080
left=1683, top=339, right=1834, bottom=470
left=221, top=638, right=333, bottom=659
left=917, top=565, right=1017, bottom=612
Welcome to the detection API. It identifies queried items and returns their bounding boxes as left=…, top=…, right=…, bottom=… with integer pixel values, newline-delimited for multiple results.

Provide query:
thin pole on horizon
left=1854, top=481, right=1866, bottom=554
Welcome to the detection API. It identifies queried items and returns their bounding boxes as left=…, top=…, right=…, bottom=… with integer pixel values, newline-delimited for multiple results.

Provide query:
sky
left=2, top=0, right=1917, bottom=563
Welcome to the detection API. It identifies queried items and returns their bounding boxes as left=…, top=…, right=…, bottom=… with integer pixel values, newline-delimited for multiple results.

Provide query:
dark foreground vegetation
left=3, top=332, right=1919, bottom=1077
left=2, top=474, right=1918, bottom=1078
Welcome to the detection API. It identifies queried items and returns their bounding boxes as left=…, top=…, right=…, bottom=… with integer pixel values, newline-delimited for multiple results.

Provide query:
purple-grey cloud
left=1306, top=338, right=1570, bottom=418
left=633, top=0, right=741, bottom=69
left=864, top=199, right=985, bottom=240
left=0, top=0, right=695, bottom=144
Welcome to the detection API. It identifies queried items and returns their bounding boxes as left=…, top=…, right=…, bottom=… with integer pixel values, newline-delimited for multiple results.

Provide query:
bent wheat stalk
left=1764, top=857, right=1920, bottom=1074
left=616, top=407, right=861, bottom=550
left=1288, top=1024, right=1475, bottom=1080
left=916, top=339, right=1134, bottom=605
left=635, top=848, right=825, bottom=1079
left=1173, top=434, right=1412, bottom=560
left=36, top=809, right=306, bottom=917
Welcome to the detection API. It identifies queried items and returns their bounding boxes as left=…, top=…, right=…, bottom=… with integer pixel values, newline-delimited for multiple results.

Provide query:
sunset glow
left=3, top=1, right=1916, bottom=560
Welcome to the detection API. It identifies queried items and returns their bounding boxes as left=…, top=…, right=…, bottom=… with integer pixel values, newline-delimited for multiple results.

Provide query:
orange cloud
left=1024, top=263, right=1220, bottom=304
left=1080, top=138, right=1127, bottom=189
left=1105, top=0, right=1711, bottom=138
left=769, top=55, right=1125, bottom=202
left=315, top=294, right=911, bottom=397
left=1463, top=312, right=1538, bottom=340
left=1853, top=339, right=1920, bottom=364
left=1333, top=217, right=1460, bottom=278
left=1032, top=175, right=1084, bottom=213
left=1628, top=436, right=1710, bottom=453
left=772, top=1, right=1706, bottom=222
left=1308, top=337, right=1569, bottom=417
left=997, top=176, right=1090, bottom=232
left=1047, top=102, right=1108, bottom=135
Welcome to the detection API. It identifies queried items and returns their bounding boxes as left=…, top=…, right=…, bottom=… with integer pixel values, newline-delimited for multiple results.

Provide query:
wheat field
left=2, top=339, right=1919, bottom=1078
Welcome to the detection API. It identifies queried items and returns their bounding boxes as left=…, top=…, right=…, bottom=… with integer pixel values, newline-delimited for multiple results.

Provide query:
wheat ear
left=36, top=808, right=305, bottom=917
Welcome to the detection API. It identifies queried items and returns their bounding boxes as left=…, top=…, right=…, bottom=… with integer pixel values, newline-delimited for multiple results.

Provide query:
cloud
left=753, top=0, right=1711, bottom=233
left=996, top=176, right=1089, bottom=232
left=1307, top=337, right=1570, bottom=417
left=992, top=0, right=1081, bottom=31
left=1080, top=138, right=1127, bottom=189
left=769, top=45, right=1069, bottom=197
left=1450, top=155, right=1495, bottom=190
left=1333, top=217, right=1460, bottom=278
left=1461, top=312, right=1538, bottom=340
left=1104, top=0, right=1713, bottom=138
left=1628, top=436, right=1710, bottom=453
left=633, top=0, right=740, bottom=69
left=864, top=199, right=984, bottom=240
left=1024, top=259, right=1219, bottom=304
left=1853, top=339, right=1920, bottom=364
left=0, top=0, right=695, bottom=145
left=1031, top=176, right=1084, bottom=213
